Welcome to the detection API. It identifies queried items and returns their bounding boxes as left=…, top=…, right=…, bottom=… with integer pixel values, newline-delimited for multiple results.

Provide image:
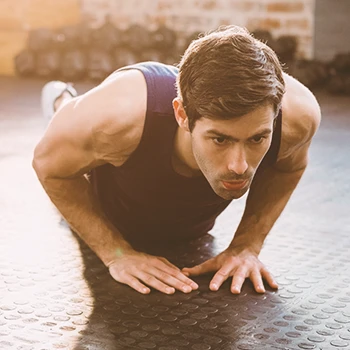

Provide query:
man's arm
left=224, top=151, right=308, bottom=293
left=230, top=143, right=311, bottom=256
left=33, top=71, right=145, bottom=264
left=182, top=77, right=321, bottom=293
left=233, top=72, right=323, bottom=254
left=33, top=70, right=198, bottom=295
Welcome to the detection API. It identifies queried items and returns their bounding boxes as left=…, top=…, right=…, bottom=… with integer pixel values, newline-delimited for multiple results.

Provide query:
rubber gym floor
left=0, top=77, right=349, bottom=350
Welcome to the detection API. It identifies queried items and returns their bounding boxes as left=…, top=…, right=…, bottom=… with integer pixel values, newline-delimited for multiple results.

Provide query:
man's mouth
left=221, top=179, right=248, bottom=190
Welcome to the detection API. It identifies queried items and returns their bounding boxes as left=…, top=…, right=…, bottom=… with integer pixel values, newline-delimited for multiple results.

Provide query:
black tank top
left=90, top=62, right=282, bottom=242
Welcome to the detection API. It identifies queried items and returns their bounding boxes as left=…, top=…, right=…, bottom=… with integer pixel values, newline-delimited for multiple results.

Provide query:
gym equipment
left=90, top=21, right=123, bottom=52
left=182, top=31, right=202, bottom=51
left=251, top=29, right=275, bottom=47
left=151, top=25, right=177, bottom=51
left=344, top=75, right=350, bottom=94
left=87, top=50, right=114, bottom=81
left=139, top=49, right=164, bottom=63
left=328, top=75, right=345, bottom=94
left=53, top=25, right=83, bottom=51
left=274, top=35, right=298, bottom=63
left=14, top=22, right=350, bottom=95
left=291, top=59, right=329, bottom=89
left=163, top=53, right=180, bottom=66
left=331, top=53, right=350, bottom=73
left=28, top=28, right=55, bottom=52
left=15, top=50, right=36, bottom=77
left=61, top=50, right=87, bottom=81
left=327, top=73, right=350, bottom=95
left=114, top=48, right=138, bottom=69
left=124, top=24, right=153, bottom=52
left=36, top=50, right=61, bottom=78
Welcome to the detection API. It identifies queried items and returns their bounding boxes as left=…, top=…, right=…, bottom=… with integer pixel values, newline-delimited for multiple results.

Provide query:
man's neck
left=172, top=127, right=201, bottom=178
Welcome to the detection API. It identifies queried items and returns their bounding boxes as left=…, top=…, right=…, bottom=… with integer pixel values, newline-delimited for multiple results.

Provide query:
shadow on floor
left=69, top=228, right=281, bottom=350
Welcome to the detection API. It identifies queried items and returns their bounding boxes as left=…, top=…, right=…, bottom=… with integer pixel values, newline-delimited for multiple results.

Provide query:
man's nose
left=227, top=146, right=248, bottom=175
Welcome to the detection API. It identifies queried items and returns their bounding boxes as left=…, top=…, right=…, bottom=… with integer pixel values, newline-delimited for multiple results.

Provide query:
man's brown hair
left=176, top=25, right=286, bottom=131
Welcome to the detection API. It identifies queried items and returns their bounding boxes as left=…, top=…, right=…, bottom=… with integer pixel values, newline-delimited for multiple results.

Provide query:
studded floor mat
left=0, top=78, right=349, bottom=350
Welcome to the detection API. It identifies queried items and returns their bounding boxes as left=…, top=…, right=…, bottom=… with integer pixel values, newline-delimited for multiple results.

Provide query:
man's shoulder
left=78, top=69, right=148, bottom=167
left=278, top=72, right=321, bottom=160
left=95, top=69, right=147, bottom=131
left=103, top=62, right=178, bottom=117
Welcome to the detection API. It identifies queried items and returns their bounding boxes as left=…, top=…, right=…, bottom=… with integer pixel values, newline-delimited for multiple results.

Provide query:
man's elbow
left=32, top=144, right=50, bottom=182
left=32, top=157, right=46, bottom=183
left=309, top=104, right=322, bottom=140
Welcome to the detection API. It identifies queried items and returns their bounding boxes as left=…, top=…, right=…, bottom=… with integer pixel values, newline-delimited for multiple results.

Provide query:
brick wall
left=81, top=0, right=315, bottom=58
left=0, top=0, right=81, bottom=75
left=0, top=0, right=314, bottom=76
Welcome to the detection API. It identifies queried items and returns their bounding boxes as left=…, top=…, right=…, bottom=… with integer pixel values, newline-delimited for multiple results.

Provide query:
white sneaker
left=41, top=81, right=77, bottom=121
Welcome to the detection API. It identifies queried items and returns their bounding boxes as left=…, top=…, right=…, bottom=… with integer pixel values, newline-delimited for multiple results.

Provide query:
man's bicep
left=33, top=70, right=146, bottom=179
left=33, top=99, right=106, bottom=179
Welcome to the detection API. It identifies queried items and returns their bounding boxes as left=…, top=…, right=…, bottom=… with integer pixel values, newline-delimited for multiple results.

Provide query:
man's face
left=190, top=105, right=276, bottom=200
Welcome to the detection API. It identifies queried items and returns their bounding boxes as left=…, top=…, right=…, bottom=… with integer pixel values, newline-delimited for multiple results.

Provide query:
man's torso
left=90, top=62, right=283, bottom=242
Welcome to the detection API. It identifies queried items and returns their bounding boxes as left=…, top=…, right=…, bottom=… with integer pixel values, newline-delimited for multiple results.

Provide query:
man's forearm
left=38, top=175, right=133, bottom=265
left=230, top=165, right=306, bottom=254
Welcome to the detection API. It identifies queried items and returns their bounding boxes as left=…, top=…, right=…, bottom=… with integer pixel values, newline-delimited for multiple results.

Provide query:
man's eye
left=213, top=137, right=227, bottom=145
left=251, top=136, right=265, bottom=144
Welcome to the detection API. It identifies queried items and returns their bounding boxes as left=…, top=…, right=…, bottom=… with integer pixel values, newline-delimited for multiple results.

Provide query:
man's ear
left=173, top=98, right=190, bottom=131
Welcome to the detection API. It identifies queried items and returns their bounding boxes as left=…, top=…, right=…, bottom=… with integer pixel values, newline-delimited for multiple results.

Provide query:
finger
left=123, top=275, right=151, bottom=295
left=158, top=257, right=181, bottom=271
left=209, top=264, right=234, bottom=291
left=231, top=267, right=248, bottom=294
left=182, top=258, right=217, bottom=276
left=136, top=272, right=176, bottom=295
left=250, top=270, right=265, bottom=293
left=261, top=267, right=279, bottom=289
left=148, top=267, right=196, bottom=293
left=155, top=260, right=199, bottom=290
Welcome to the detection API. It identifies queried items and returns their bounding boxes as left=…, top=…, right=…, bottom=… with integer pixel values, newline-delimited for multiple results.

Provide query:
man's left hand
left=181, top=247, right=278, bottom=294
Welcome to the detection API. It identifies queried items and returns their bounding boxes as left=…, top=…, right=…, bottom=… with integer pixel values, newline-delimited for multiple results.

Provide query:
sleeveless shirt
left=90, top=62, right=282, bottom=242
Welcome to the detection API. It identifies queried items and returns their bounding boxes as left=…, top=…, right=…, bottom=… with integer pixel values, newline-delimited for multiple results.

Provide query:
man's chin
left=215, top=187, right=249, bottom=200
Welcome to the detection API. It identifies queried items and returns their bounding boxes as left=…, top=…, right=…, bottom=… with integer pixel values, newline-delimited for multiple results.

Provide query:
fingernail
left=232, top=286, right=240, bottom=293
left=166, top=287, right=175, bottom=294
left=191, top=283, right=199, bottom=289
left=182, top=286, right=191, bottom=293
left=211, top=283, right=218, bottom=291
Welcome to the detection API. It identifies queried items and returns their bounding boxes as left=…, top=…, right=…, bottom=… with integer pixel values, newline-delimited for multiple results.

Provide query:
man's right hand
left=108, top=249, right=199, bottom=294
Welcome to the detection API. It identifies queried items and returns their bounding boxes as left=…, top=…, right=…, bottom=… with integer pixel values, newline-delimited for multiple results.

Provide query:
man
left=32, top=26, right=321, bottom=296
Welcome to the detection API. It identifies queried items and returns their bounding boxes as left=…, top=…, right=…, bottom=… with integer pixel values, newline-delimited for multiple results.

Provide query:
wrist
left=99, top=243, right=135, bottom=267
left=228, top=235, right=263, bottom=256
